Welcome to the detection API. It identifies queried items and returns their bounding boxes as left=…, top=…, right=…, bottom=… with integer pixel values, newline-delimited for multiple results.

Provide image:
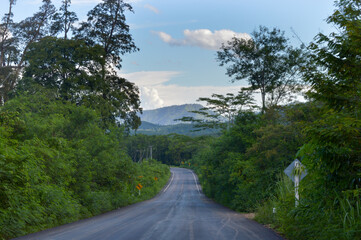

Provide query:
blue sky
left=3, top=0, right=336, bottom=109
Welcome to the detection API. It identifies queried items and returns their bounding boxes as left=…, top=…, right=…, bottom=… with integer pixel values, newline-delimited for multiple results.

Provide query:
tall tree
left=304, top=0, right=361, bottom=113
left=81, top=73, right=141, bottom=128
left=51, top=0, right=78, bottom=39
left=0, top=0, right=17, bottom=105
left=217, top=26, right=305, bottom=113
left=74, top=0, right=141, bottom=128
left=299, top=0, right=361, bottom=189
left=0, top=0, right=56, bottom=104
left=76, top=0, right=138, bottom=71
left=20, top=37, right=141, bottom=129
left=20, top=37, right=104, bottom=99
left=0, top=0, right=16, bottom=67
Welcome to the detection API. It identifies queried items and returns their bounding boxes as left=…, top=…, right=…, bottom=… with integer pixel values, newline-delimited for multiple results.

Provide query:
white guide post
left=284, top=159, right=307, bottom=208
left=294, top=161, right=300, bottom=207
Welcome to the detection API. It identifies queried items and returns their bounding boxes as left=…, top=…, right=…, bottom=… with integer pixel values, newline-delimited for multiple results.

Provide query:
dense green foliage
left=0, top=0, right=141, bottom=129
left=19, top=36, right=141, bottom=129
left=1, top=1, right=360, bottom=239
left=135, top=121, right=219, bottom=136
left=189, top=103, right=319, bottom=212
left=126, top=133, right=211, bottom=166
left=0, top=93, right=169, bottom=239
left=256, top=1, right=361, bottom=239
left=0, top=2, right=167, bottom=239
left=190, top=1, right=361, bottom=240
left=217, top=26, right=305, bottom=113
left=189, top=98, right=360, bottom=240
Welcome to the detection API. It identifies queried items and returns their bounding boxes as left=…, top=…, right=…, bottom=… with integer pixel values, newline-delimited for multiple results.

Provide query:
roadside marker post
left=284, top=159, right=307, bottom=207
left=294, top=161, right=300, bottom=206
left=136, top=183, right=143, bottom=196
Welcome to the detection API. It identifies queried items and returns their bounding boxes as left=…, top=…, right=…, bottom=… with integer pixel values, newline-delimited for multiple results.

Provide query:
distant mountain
left=139, top=104, right=205, bottom=125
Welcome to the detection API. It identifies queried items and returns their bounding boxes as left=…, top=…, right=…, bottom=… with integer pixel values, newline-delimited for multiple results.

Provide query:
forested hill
left=135, top=121, right=219, bottom=136
left=139, top=104, right=205, bottom=125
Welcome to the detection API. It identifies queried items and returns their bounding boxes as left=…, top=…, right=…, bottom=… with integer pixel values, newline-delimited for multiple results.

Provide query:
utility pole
left=138, top=149, right=145, bottom=163
left=149, top=146, right=153, bottom=160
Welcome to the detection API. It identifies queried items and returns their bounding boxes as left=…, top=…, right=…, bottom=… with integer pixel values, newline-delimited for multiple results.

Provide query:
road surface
left=15, top=168, right=284, bottom=240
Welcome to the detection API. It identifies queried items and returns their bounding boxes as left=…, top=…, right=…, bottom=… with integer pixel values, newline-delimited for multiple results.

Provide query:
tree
left=304, top=0, right=361, bottom=113
left=0, top=0, right=56, bottom=104
left=0, top=0, right=17, bottom=105
left=179, top=88, right=255, bottom=130
left=217, top=26, right=305, bottom=113
left=299, top=0, right=361, bottom=190
left=81, top=73, right=141, bottom=128
left=76, top=0, right=138, bottom=71
left=20, top=37, right=104, bottom=98
left=0, top=92, right=169, bottom=238
left=20, top=37, right=141, bottom=129
left=73, top=0, right=142, bottom=128
left=51, top=0, right=78, bottom=39
left=2, top=0, right=142, bottom=129
left=13, top=0, right=56, bottom=60
left=0, top=0, right=16, bottom=67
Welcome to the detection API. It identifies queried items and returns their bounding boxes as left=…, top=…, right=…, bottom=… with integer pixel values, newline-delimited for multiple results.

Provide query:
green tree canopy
left=0, top=0, right=57, bottom=104
left=217, top=26, right=305, bottom=113
left=19, top=37, right=141, bottom=129
left=299, top=0, right=361, bottom=190
left=51, top=0, right=78, bottom=39
left=305, top=0, right=361, bottom=112
left=178, top=88, right=256, bottom=130
left=76, top=0, right=138, bottom=70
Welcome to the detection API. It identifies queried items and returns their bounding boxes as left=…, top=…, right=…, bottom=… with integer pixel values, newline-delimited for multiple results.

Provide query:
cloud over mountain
left=140, top=87, right=164, bottom=110
left=121, top=71, right=249, bottom=110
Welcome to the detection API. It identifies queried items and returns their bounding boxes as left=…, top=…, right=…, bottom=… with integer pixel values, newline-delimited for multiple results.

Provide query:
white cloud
left=121, top=71, right=307, bottom=110
left=122, top=71, right=180, bottom=87
left=155, top=84, right=251, bottom=107
left=153, top=29, right=251, bottom=50
left=144, top=4, right=160, bottom=14
left=121, top=71, right=180, bottom=109
left=140, top=87, right=164, bottom=109
left=155, top=32, right=174, bottom=43
left=121, top=71, right=252, bottom=110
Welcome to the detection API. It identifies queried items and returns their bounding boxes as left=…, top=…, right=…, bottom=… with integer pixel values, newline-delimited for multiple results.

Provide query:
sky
left=2, top=0, right=336, bottom=110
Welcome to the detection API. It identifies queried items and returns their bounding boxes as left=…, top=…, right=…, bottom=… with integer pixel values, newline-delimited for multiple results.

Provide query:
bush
left=0, top=93, right=170, bottom=239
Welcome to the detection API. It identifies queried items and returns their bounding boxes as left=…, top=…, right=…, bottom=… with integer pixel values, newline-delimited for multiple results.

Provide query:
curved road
left=16, top=168, right=284, bottom=240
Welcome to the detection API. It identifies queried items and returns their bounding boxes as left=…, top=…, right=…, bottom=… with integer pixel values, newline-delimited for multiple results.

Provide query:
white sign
left=284, top=159, right=307, bottom=207
left=284, top=159, right=307, bottom=182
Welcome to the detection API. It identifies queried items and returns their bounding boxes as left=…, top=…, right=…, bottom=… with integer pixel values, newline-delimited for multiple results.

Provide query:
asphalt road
left=15, top=167, right=284, bottom=240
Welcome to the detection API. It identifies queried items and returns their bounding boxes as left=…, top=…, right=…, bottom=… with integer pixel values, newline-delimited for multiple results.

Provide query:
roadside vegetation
left=0, top=1, right=170, bottom=239
left=185, top=1, right=361, bottom=239
left=1, top=0, right=360, bottom=240
left=0, top=93, right=170, bottom=239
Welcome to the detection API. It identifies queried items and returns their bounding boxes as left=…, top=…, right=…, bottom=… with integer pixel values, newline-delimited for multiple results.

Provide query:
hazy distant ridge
left=140, top=104, right=204, bottom=125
